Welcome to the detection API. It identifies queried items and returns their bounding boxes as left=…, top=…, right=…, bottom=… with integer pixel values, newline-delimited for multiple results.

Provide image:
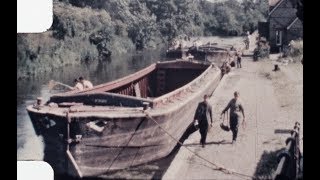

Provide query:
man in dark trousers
left=221, top=91, right=245, bottom=144
left=194, top=94, right=213, bottom=148
left=236, top=53, right=242, bottom=68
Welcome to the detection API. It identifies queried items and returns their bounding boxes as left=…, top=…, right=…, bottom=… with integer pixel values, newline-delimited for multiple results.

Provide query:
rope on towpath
left=144, top=111, right=255, bottom=179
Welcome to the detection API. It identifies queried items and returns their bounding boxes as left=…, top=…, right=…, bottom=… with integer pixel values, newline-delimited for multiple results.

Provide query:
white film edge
left=17, top=0, right=53, bottom=33
left=17, top=161, right=53, bottom=180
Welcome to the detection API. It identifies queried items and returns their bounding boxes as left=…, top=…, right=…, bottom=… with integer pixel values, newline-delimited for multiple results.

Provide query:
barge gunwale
left=27, top=60, right=217, bottom=120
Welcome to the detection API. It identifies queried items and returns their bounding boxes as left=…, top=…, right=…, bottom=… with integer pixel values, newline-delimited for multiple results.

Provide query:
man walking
left=221, top=91, right=245, bottom=144
left=194, top=94, right=213, bottom=148
left=236, top=53, right=242, bottom=68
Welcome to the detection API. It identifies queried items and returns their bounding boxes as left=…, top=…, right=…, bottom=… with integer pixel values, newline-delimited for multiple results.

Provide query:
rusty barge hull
left=27, top=60, right=222, bottom=177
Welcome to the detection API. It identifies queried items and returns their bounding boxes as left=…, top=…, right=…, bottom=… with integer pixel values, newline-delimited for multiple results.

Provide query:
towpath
left=163, top=47, right=303, bottom=179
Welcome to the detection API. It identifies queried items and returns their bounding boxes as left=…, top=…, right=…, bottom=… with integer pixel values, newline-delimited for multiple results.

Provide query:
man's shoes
left=202, top=144, right=205, bottom=148
left=232, top=140, right=236, bottom=145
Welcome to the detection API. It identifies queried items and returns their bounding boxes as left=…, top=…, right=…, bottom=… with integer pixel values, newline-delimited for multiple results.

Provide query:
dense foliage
left=17, top=0, right=268, bottom=78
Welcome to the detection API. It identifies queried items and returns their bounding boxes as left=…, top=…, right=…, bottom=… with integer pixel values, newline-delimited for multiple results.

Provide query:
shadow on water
left=253, top=148, right=285, bottom=180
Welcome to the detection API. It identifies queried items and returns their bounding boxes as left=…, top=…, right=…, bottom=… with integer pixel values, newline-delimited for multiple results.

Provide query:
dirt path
left=163, top=51, right=303, bottom=179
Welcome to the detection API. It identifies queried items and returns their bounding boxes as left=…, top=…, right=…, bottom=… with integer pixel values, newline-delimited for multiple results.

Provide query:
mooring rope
left=143, top=111, right=254, bottom=179
left=105, top=118, right=145, bottom=172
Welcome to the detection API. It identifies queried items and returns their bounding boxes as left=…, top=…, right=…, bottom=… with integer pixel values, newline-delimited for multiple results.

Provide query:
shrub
left=289, top=40, right=303, bottom=57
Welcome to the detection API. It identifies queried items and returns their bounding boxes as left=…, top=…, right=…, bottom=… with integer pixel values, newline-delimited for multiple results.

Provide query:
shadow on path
left=184, top=140, right=231, bottom=147
left=253, top=148, right=285, bottom=179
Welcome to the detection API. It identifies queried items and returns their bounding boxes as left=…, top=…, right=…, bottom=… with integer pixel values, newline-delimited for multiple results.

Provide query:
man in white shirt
left=73, top=79, right=84, bottom=91
left=79, top=76, right=93, bottom=89
left=186, top=53, right=194, bottom=61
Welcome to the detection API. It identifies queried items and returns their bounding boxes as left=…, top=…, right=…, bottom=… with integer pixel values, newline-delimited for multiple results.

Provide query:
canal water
left=17, top=48, right=185, bottom=179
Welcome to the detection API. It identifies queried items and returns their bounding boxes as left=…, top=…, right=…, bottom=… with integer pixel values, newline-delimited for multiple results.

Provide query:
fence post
left=273, top=122, right=301, bottom=180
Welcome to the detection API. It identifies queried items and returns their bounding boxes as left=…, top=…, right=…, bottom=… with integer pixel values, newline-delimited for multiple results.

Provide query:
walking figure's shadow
left=180, top=123, right=232, bottom=147
left=184, top=140, right=231, bottom=147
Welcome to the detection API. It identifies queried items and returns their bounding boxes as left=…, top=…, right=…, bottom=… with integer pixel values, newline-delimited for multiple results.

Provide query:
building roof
left=287, top=17, right=299, bottom=30
left=269, top=0, right=286, bottom=16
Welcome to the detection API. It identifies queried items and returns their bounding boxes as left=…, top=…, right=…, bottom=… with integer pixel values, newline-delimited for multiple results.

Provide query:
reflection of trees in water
left=90, top=48, right=165, bottom=85
left=129, top=48, right=167, bottom=72
left=94, top=60, right=111, bottom=83
left=130, top=54, right=144, bottom=71
left=17, top=81, right=42, bottom=105
left=93, top=49, right=165, bottom=85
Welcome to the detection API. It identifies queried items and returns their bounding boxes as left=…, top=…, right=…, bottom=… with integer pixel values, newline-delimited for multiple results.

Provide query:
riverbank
left=163, top=50, right=302, bottom=179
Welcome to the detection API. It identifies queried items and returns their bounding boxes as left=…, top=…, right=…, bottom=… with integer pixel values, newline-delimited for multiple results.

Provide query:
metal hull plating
left=27, top=60, right=222, bottom=177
